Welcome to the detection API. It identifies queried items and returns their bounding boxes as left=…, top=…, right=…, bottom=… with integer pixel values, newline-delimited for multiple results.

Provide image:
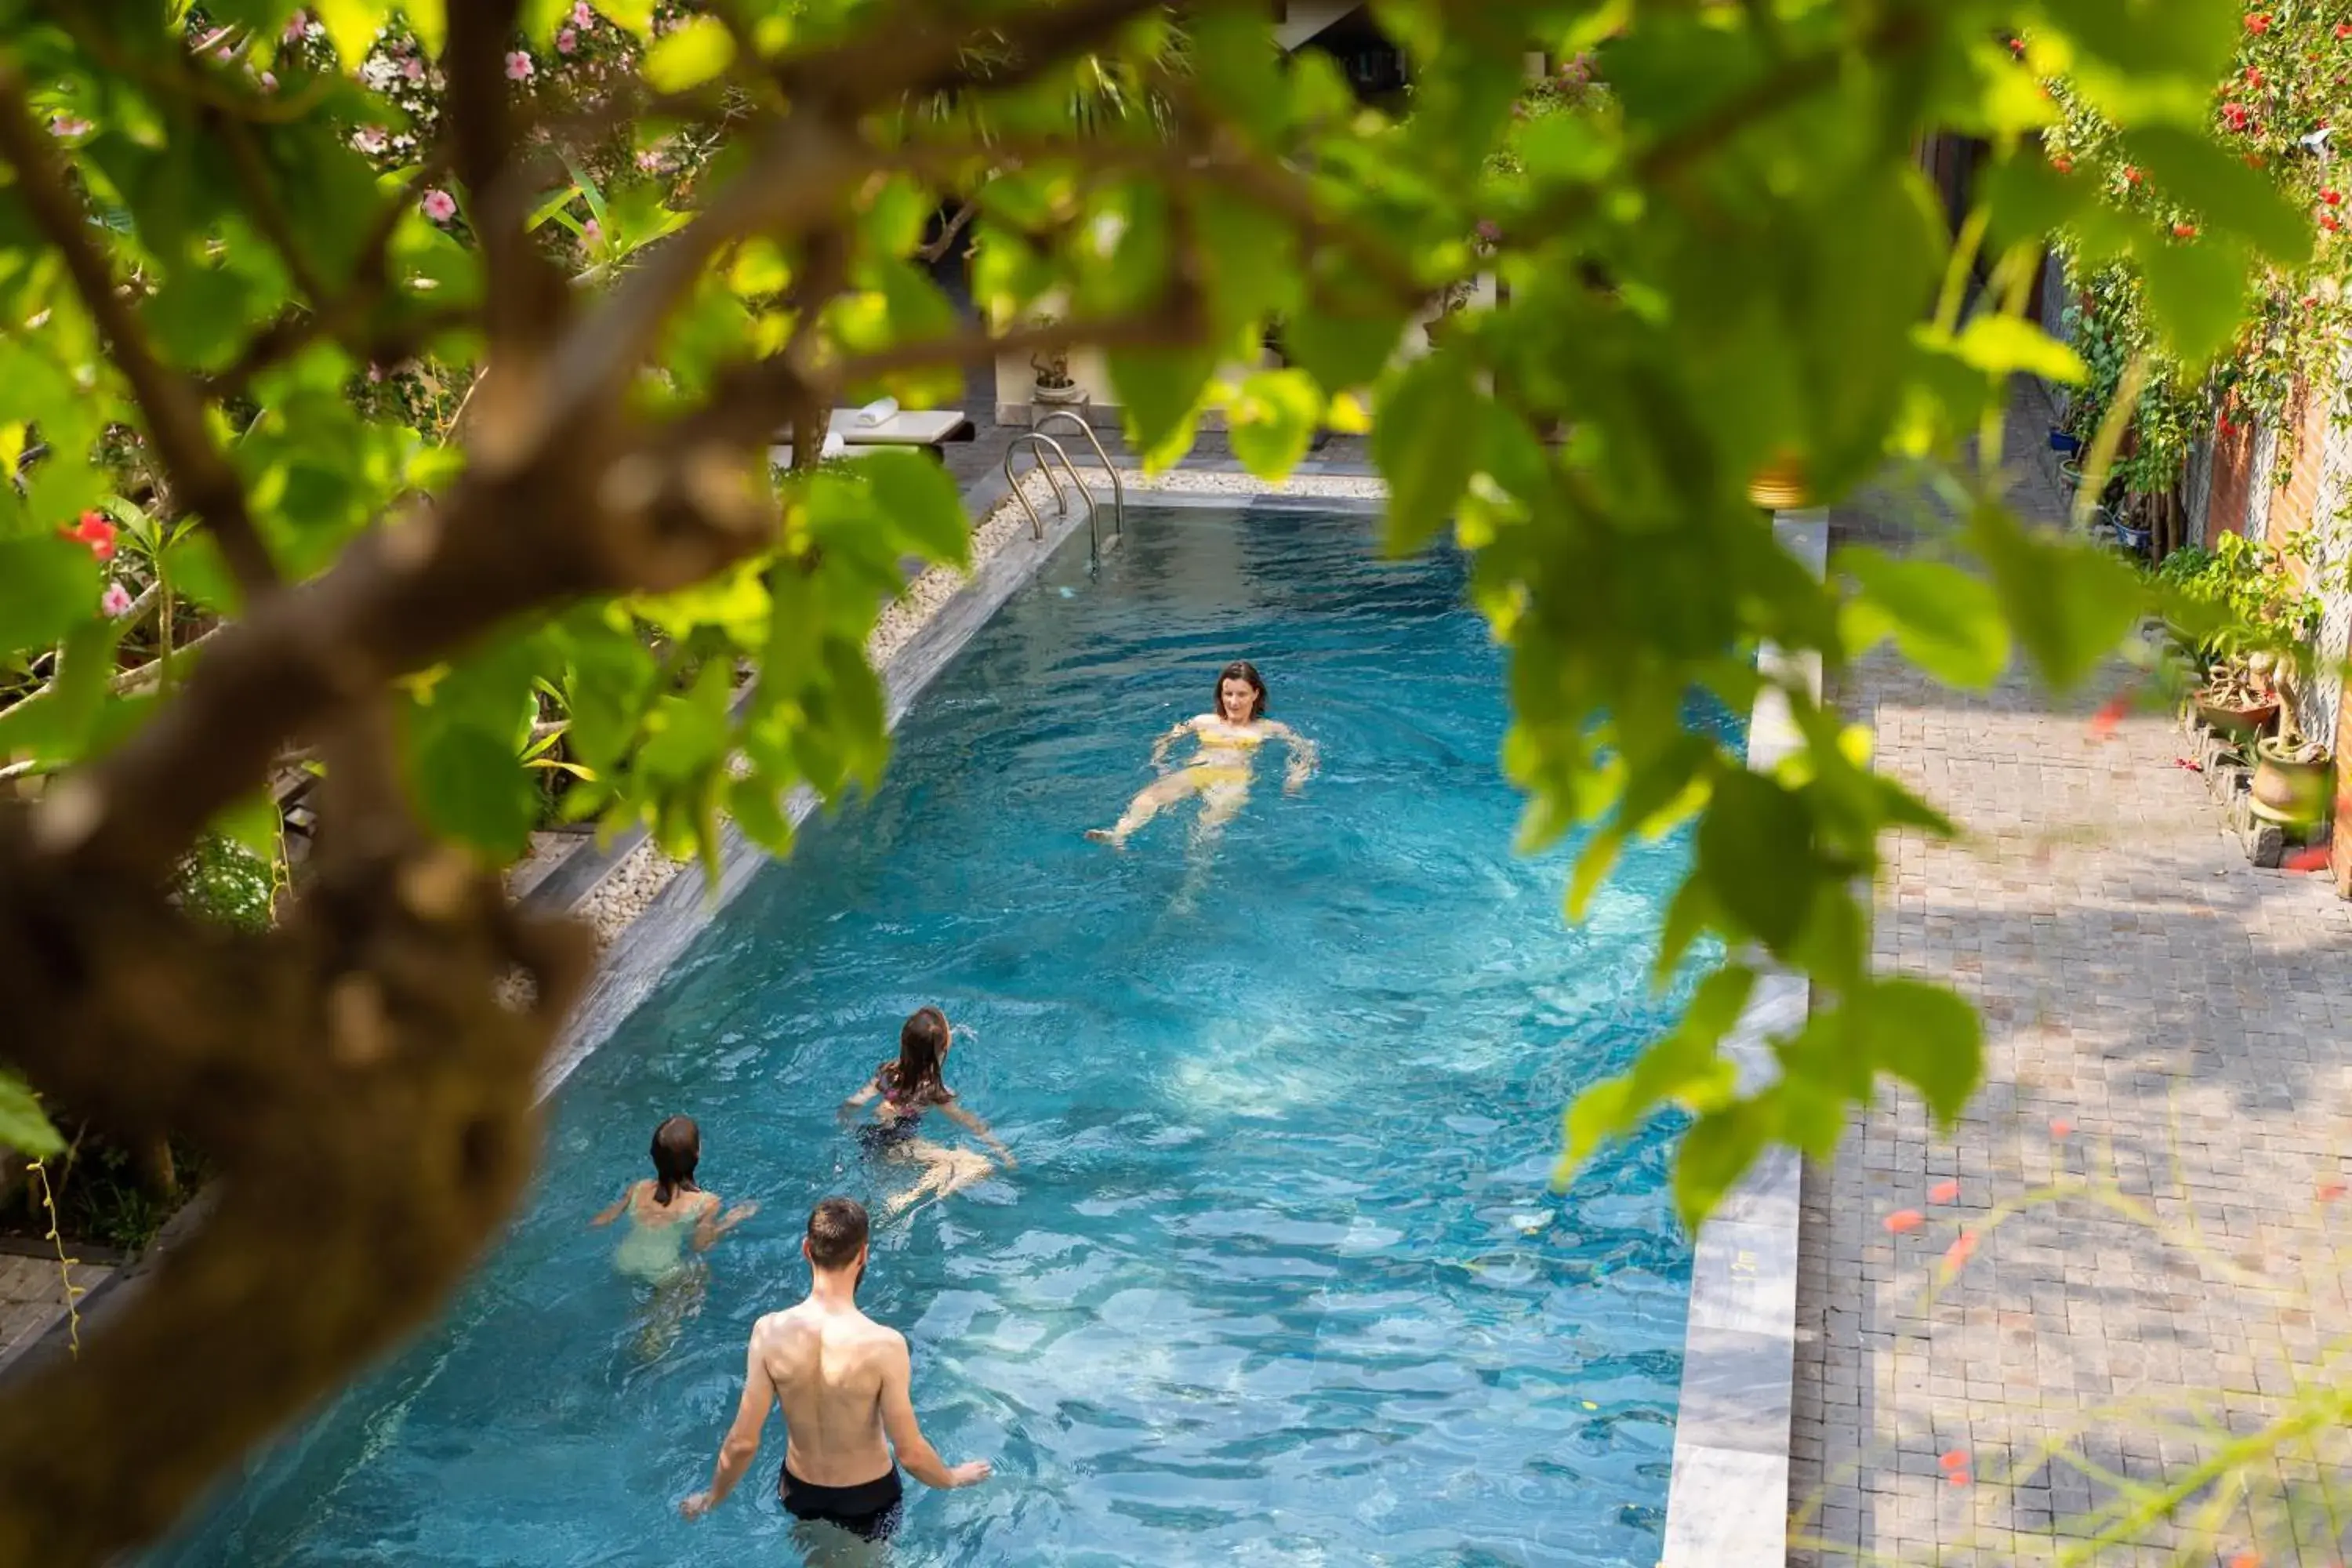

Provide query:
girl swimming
left=1087, top=660, right=1317, bottom=848
left=591, top=1116, right=758, bottom=1359
left=839, top=1007, right=1014, bottom=1221
left=591, top=1116, right=758, bottom=1280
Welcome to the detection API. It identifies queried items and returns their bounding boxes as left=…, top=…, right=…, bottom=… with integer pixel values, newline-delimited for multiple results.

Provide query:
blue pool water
left=158, top=504, right=1733, bottom=1566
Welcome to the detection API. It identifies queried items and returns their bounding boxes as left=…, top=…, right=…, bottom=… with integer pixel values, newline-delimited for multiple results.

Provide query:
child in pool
left=839, top=1007, right=1014, bottom=1222
left=591, top=1116, right=757, bottom=1358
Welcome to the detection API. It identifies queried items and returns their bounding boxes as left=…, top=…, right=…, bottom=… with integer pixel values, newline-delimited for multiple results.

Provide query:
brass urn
left=1746, top=452, right=1811, bottom=510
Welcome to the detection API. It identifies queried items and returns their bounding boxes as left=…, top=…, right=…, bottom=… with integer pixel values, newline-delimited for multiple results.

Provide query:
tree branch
left=0, top=63, right=281, bottom=601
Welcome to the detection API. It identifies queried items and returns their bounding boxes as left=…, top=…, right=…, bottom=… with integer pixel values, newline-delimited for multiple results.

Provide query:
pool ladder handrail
left=1030, top=410, right=1125, bottom=546
left=1003, top=432, right=1106, bottom=568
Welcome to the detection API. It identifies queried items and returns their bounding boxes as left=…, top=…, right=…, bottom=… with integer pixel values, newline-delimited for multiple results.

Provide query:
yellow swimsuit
left=1188, top=725, right=1262, bottom=788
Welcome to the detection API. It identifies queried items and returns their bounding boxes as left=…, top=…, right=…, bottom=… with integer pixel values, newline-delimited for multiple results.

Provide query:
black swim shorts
left=779, top=1462, right=905, bottom=1541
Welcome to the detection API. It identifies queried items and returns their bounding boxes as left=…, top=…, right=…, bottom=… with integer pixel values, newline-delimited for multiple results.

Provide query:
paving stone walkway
left=1789, top=398, right=2352, bottom=1566
left=0, top=1250, right=109, bottom=1368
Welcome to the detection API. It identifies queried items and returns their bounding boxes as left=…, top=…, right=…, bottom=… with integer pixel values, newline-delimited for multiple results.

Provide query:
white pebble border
left=546, top=463, right=1386, bottom=951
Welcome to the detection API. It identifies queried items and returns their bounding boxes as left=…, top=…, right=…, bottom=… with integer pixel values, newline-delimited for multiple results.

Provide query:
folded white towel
left=821, top=431, right=848, bottom=458
left=854, top=396, right=899, bottom=427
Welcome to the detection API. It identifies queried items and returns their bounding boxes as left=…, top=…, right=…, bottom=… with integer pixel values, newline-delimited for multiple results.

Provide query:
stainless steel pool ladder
left=1004, top=432, right=1108, bottom=568
left=1031, top=410, right=1126, bottom=545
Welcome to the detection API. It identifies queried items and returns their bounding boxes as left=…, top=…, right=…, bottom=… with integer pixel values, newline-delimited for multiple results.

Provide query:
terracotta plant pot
left=2194, top=692, right=2278, bottom=744
left=2250, top=737, right=2332, bottom=827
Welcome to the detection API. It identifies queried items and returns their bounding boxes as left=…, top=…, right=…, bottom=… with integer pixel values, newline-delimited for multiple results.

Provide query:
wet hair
left=649, top=1115, right=702, bottom=1207
left=879, top=1006, right=951, bottom=1105
left=807, top=1196, right=870, bottom=1269
left=1215, top=660, right=1268, bottom=721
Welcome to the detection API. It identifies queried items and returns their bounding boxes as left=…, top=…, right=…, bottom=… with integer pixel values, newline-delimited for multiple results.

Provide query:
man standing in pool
left=681, top=1196, right=992, bottom=1538
left=1087, top=659, right=1317, bottom=848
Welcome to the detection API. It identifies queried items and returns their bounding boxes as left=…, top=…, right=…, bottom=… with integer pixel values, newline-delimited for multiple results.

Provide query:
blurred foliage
left=0, top=0, right=2314, bottom=1242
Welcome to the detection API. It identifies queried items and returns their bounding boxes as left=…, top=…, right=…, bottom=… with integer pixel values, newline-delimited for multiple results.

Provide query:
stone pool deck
left=1789, top=401, right=2352, bottom=1564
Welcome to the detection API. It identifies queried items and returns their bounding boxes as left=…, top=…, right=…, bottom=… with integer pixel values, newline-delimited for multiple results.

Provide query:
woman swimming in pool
left=590, top=1116, right=757, bottom=1358
left=1087, top=660, right=1318, bottom=849
left=839, top=1007, right=1014, bottom=1221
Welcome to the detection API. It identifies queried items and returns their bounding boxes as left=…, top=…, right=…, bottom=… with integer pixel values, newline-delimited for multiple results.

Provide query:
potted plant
left=2250, top=728, right=2332, bottom=826
left=2194, top=652, right=2280, bottom=744
left=1030, top=319, right=1086, bottom=410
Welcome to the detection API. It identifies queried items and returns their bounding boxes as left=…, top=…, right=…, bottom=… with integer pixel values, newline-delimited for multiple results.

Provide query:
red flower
left=2247, top=67, right=2265, bottom=88
left=2246, top=152, right=2267, bottom=168
left=2123, top=164, right=2143, bottom=184
left=2325, top=213, right=2345, bottom=233
left=2008, top=35, right=2025, bottom=56
left=2223, top=101, right=2252, bottom=131
left=58, top=511, right=116, bottom=561
left=1882, top=1209, right=1925, bottom=1234
left=1928, top=1179, right=1961, bottom=1204
left=2328, top=189, right=2345, bottom=205
left=2245, top=10, right=2271, bottom=32
left=2051, top=153, right=2074, bottom=172
left=2339, top=21, right=2352, bottom=37
left=2174, top=222, right=2199, bottom=238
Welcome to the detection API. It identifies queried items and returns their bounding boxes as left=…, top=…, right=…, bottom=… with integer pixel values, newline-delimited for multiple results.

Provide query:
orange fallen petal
left=2285, top=846, right=2332, bottom=873
left=1946, top=1468, right=1972, bottom=1487
left=1943, top=1230, right=1978, bottom=1270
left=2227, top=1552, right=2261, bottom=1568
left=2319, top=1178, right=2347, bottom=1203
left=2088, top=695, right=2129, bottom=738
left=2049, top=1118, right=2073, bottom=1138
left=1883, top=1208, right=1925, bottom=1234
left=1929, top=1179, right=1961, bottom=1204
left=1939, top=1449, right=1969, bottom=1470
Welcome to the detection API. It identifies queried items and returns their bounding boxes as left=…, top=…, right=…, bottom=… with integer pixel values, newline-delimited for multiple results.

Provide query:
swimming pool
left=155, top=502, right=1733, bottom=1566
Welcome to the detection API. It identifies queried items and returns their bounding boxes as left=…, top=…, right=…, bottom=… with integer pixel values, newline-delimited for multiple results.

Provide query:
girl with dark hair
left=591, top=1115, right=759, bottom=1281
left=592, top=1115, right=759, bottom=1360
left=839, top=1007, right=1014, bottom=1221
left=1087, top=659, right=1318, bottom=848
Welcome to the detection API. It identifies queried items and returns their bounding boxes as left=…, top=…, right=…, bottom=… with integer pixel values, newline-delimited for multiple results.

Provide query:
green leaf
left=1840, top=549, right=2011, bottom=688
left=312, top=0, right=390, bottom=64
left=408, top=721, right=538, bottom=860
left=1284, top=303, right=1405, bottom=393
left=1941, top=316, right=2086, bottom=385
left=643, top=15, right=738, bottom=93
left=1858, top=978, right=1984, bottom=1129
left=2119, top=125, right=2311, bottom=264
left=1226, top=369, right=1322, bottom=481
left=0, top=1070, right=65, bottom=1158
left=0, top=537, right=99, bottom=663
left=1107, top=347, right=1214, bottom=467
left=1673, top=1097, right=1773, bottom=1230
left=1372, top=350, right=1481, bottom=556
left=2132, top=230, right=2256, bottom=368
left=212, top=791, right=285, bottom=862
left=862, top=451, right=971, bottom=569
left=1696, top=768, right=1813, bottom=953
left=1968, top=503, right=2144, bottom=688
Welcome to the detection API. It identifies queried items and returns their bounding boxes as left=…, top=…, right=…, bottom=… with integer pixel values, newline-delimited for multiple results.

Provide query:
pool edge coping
left=1658, top=507, right=1828, bottom=1568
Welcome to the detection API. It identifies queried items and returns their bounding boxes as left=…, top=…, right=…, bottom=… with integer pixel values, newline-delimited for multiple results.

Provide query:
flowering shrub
left=2045, top=5, right=2352, bottom=481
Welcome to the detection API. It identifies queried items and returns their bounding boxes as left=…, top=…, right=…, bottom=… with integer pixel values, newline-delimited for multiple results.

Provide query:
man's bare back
left=761, top=1298, right=900, bottom=1486
left=683, top=1197, right=989, bottom=1540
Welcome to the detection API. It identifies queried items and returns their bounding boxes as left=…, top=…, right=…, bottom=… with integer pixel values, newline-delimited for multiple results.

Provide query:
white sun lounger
left=826, top=407, right=973, bottom=446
